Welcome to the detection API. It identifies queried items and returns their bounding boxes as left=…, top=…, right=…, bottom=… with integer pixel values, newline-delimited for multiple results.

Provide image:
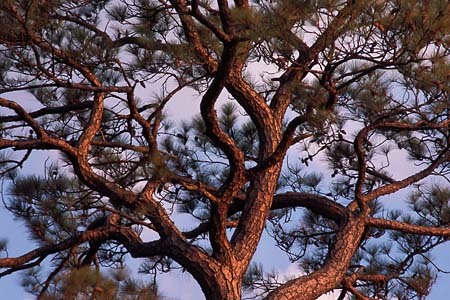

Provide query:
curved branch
left=191, top=0, right=231, bottom=42
left=0, top=97, right=48, bottom=138
left=353, top=126, right=371, bottom=211
left=183, top=191, right=347, bottom=239
left=0, top=256, right=45, bottom=278
left=250, top=114, right=311, bottom=172
left=197, top=42, right=248, bottom=260
left=226, top=74, right=279, bottom=160
left=366, top=217, right=450, bottom=237
left=231, top=192, right=347, bottom=225
left=265, top=216, right=366, bottom=300
left=270, top=1, right=369, bottom=116
left=342, top=275, right=372, bottom=300
left=0, top=101, right=94, bottom=123
left=0, top=225, right=140, bottom=272
left=169, top=0, right=218, bottom=73
left=343, top=118, right=450, bottom=209
left=200, top=45, right=246, bottom=197
left=77, top=92, right=104, bottom=155
left=364, top=150, right=450, bottom=201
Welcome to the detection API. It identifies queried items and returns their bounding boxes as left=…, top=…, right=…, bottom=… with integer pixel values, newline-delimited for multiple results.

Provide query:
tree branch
left=0, top=101, right=94, bottom=123
left=364, top=150, right=450, bottom=201
left=183, top=191, right=347, bottom=239
left=190, top=0, right=231, bottom=42
left=169, top=0, right=218, bottom=73
left=367, top=218, right=450, bottom=237
left=265, top=216, right=366, bottom=300
left=270, top=1, right=369, bottom=117
left=0, top=225, right=140, bottom=272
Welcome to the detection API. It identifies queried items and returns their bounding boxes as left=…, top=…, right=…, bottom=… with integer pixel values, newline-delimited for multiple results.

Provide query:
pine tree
left=0, top=1, right=450, bottom=299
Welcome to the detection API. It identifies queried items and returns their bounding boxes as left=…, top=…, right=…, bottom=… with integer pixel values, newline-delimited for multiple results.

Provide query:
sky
left=1, top=5, right=450, bottom=298
left=1, top=216, right=449, bottom=299
left=1, top=90, right=450, bottom=300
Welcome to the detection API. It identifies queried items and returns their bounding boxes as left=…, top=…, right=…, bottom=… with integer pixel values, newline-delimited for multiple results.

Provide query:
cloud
left=318, top=290, right=344, bottom=300
left=155, top=262, right=345, bottom=300
left=157, top=270, right=203, bottom=300
left=278, top=263, right=344, bottom=300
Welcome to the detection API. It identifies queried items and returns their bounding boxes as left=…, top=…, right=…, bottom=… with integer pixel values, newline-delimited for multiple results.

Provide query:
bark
left=155, top=236, right=244, bottom=300
left=265, top=216, right=366, bottom=300
left=231, top=164, right=283, bottom=269
left=1, top=2, right=449, bottom=300
left=200, top=266, right=242, bottom=300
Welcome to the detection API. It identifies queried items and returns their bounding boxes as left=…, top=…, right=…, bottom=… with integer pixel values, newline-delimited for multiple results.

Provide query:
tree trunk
left=193, top=264, right=242, bottom=300
left=265, top=216, right=366, bottom=300
left=169, top=240, right=243, bottom=300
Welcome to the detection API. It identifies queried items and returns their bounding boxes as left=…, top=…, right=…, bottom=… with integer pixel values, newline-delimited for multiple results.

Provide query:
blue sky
left=0, top=41, right=449, bottom=299
left=1, top=89, right=450, bottom=299
left=1, top=128, right=450, bottom=299
left=1, top=210, right=449, bottom=299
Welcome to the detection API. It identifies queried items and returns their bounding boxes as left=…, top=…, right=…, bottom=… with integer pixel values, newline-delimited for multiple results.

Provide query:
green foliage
left=409, top=185, right=450, bottom=225
left=22, top=266, right=158, bottom=300
left=7, top=172, right=90, bottom=244
left=0, top=0, right=449, bottom=299
left=0, top=239, right=7, bottom=256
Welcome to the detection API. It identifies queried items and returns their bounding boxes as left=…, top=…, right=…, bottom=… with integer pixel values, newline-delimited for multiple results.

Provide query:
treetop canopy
left=0, top=1, right=449, bottom=299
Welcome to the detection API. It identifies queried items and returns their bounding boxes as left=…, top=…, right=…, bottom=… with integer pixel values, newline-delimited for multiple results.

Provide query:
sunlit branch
left=0, top=101, right=94, bottom=123
left=182, top=191, right=347, bottom=240
left=0, top=97, right=47, bottom=138
left=190, top=0, right=231, bottom=42
left=353, top=126, right=371, bottom=211
left=200, top=45, right=246, bottom=197
left=77, top=92, right=105, bottom=155
left=169, top=0, right=218, bottom=72
left=266, top=216, right=366, bottom=300
left=250, top=114, right=311, bottom=172
left=367, top=218, right=450, bottom=237
left=0, top=225, right=139, bottom=271
left=364, top=150, right=450, bottom=201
